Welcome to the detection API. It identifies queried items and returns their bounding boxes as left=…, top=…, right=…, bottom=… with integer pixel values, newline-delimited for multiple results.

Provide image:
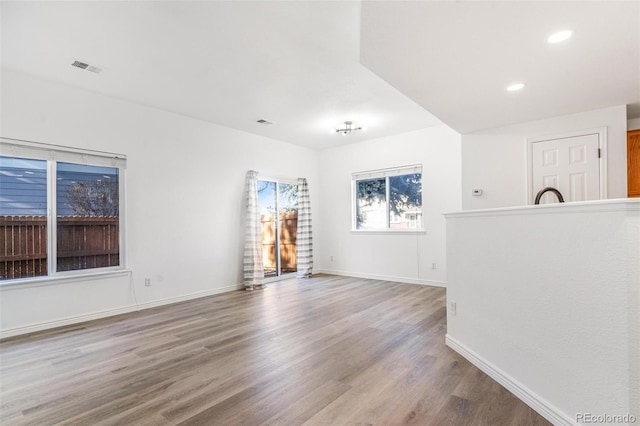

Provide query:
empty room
left=1, top=1, right=639, bottom=425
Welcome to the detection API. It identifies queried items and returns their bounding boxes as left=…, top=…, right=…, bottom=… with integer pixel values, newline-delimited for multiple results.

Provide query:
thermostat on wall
left=472, top=189, right=483, bottom=196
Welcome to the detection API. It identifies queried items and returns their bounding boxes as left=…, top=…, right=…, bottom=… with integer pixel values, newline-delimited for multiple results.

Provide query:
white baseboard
left=0, top=283, right=243, bottom=340
left=0, top=306, right=138, bottom=339
left=317, top=269, right=446, bottom=288
left=134, top=283, right=242, bottom=310
left=445, top=334, right=577, bottom=426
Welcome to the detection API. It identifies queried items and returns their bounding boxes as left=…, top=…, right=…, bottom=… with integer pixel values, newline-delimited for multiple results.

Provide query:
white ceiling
left=2, top=1, right=639, bottom=148
left=0, top=1, right=441, bottom=149
left=360, top=1, right=640, bottom=134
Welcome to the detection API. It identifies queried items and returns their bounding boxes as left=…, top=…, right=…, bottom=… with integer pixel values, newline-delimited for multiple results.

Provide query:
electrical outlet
left=450, top=301, right=457, bottom=316
left=144, top=278, right=151, bottom=287
left=432, top=262, right=437, bottom=270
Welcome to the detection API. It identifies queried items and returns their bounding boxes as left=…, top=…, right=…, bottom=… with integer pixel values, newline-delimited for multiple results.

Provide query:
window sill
left=0, top=269, right=132, bottom=291
left=350, top=229, right=427, bottom=235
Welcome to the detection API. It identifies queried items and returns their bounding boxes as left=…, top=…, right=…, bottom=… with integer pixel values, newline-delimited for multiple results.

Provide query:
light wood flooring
left=0, top=275, right=551, bottom=425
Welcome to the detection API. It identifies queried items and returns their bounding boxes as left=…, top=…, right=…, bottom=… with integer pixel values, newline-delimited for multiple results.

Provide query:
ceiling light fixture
left=547, top=30, right=573, bottom=44
left=335, top=121, right=363, bottom=135
left=506, top=82, right=526, bottom=92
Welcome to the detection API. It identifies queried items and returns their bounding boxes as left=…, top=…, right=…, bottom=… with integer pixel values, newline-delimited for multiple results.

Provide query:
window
left=257, top=179, right=298, bottom=279
left=353, top=165, right=423, bottom=231
left=0, top=138, right=126, bottom=282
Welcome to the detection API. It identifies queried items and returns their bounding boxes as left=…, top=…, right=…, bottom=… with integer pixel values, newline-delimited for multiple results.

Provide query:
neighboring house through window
left=0, top=138, right=126, bottom=281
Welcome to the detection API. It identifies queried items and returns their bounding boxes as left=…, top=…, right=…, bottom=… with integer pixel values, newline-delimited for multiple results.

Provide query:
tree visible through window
left=0, top=140, right=125, bottom=281
left=258, top=179, right=298, bottom=278
left=56, top=162, right=120, bottom=272
left=353, top=165, right=423, bottom=230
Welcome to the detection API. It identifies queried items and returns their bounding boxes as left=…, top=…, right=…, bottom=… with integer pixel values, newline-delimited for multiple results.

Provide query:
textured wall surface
left=446, top=199, right=640, bottom=424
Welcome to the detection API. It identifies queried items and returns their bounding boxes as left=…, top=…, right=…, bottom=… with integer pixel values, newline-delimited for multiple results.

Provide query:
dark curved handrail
left=534, top=187, right=565, bottom=204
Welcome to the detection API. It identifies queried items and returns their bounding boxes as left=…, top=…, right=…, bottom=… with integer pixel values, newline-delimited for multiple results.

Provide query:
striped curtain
left=243, top=170, right=264, bottom=290
left=296, top=178, right=313, bottom=277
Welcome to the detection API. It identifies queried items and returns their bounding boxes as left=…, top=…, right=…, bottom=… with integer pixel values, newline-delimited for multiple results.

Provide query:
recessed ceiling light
left=547, top=30, right=573, bottom=44
left=506, top=83, right=526, bottom=92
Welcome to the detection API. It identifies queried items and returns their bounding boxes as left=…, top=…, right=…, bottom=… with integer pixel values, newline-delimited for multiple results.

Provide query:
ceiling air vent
left=71, top=61, right=89, bottom=69
left=256, top=119, right=273, bottom=125
left=71, top=60, right=103, bottom=74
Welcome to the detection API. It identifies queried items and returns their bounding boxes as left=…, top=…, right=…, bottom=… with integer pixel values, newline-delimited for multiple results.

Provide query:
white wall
left=446, top=200, right=640, bottom=425
left=317, top=126, right=461, bottom=285
left=0, top=69, right=319, bottom=336
left=628, top=117, right=640, bottom=131
left=461, top=105, right=628, bottom=210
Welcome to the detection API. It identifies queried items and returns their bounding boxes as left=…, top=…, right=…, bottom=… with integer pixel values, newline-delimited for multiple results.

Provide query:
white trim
left=258, top=174, right=298, bottom=186
left=50, top=161, right=58, bottom=273
left=121, top=167, right=128, bottom=270
left=526, top=127, right=607, bottom=204
left=0, top=283, right=243, bottom=339
left=0, top=137, right=126, bottom=162
left=0, top=305, right=140, bottom=340
left=350, top=229, right=427, bottom=235
left=134, top=284, right=242, bottom=310
left=445, top=198, right=640, bottom=219
left=317, top=268, right=446, bottom=288
left=385, top=176, right=391, bottom=229
left=256, top=176, right=300, bottom=280
left=263, top=272, right=297, bottom=284
left=0, top=269, right=133, bottom=290
left=445, top=334, right=577, bottom=426
left=1, top=137, right=128, bottom=281
left=48, top=160, right=56, bottom=276
left=351, top=164, right=425, bottom=231
left=352, top=164, right=422, bottom=180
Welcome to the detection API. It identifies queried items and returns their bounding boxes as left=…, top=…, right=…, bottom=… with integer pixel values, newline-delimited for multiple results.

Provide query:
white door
left=531, top=133, right=600, bottom=204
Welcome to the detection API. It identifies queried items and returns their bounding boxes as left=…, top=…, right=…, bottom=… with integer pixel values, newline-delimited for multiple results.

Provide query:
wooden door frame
left=628, top=129, right=640, bottom=197
left=526, top=127, right=608, bottom=204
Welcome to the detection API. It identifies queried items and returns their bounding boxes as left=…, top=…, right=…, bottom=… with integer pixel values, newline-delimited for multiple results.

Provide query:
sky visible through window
left=0, top=156, right=119, bottom=216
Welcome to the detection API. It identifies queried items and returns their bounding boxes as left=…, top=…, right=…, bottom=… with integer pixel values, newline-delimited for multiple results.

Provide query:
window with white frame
left=352, top=165, right=423, bottom=231
left=0, top=138, right=126, bottom=282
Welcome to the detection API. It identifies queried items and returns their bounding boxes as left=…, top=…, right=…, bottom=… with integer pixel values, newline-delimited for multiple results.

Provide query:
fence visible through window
left=0, top=146, right=124, bottom=281
left=0, top=215, right=119, bottom=280
left=261, top=210, right=297, bottom=277
left=258, top=179, right=298, bottom=278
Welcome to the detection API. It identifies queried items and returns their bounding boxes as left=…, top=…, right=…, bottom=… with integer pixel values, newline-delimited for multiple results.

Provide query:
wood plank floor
left=0, top=275, right=551, bottom=425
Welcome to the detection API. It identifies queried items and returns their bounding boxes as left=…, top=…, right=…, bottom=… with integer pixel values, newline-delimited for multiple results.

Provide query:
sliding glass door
left=258, top=179, right=298, bottom=279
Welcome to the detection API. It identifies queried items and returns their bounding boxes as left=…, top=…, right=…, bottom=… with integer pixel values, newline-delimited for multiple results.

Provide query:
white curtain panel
left=296, top=177, right=313, bottom=277
left=243, top=170, right=264, bottom=290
